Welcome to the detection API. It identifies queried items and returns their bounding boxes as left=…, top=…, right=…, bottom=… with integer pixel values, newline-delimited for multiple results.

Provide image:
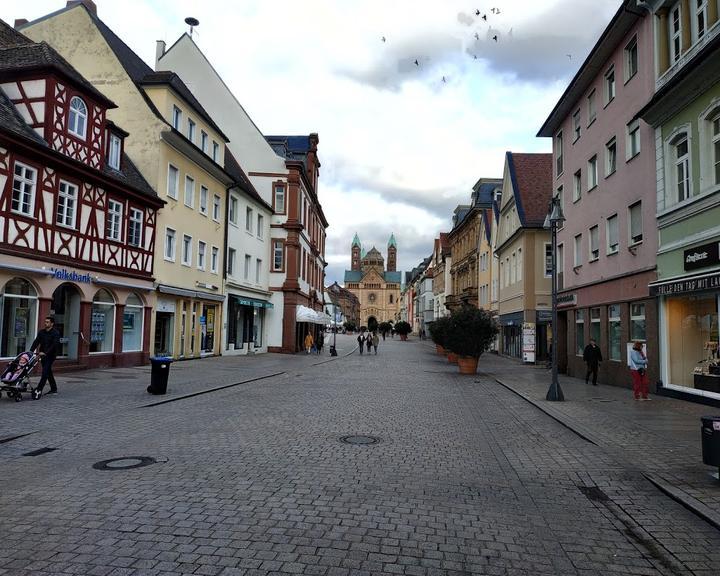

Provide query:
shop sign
left=50, top=267, right=92, bottom=283
left=650, top=272, right=720, bottom=296
left=557, top=293, right=577, bottom=308
left=536, top=310, right=552, bottom=323
left=684, top=241, right=720, bottom=271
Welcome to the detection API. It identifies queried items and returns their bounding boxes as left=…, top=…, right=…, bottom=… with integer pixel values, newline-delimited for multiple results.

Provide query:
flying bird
left=381, top=36, right=386, bottom=42
left=475, top=9, right=480, bottom=16
left=474, top=32, right=479, bottom=40
left=482, top=14, right=487, bottom=21
left=491, top=7, right=501, bottom=14
left=492, top=35, right=498, bottom=42
left=414, top=59, right=419, bottom=66
left=442, top=76, right=447, bottom=83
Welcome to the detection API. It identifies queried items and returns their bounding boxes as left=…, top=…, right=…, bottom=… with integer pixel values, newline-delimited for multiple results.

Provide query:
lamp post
left=543, top=195, right=565, bottom=401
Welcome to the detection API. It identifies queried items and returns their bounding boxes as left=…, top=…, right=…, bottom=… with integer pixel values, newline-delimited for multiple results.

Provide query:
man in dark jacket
left=583, top=338, right=603, bottom=386
left=31, top=316, right=60, bottom=395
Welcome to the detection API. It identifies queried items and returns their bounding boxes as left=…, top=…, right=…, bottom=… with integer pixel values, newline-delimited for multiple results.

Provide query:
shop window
left=191, top=303, right=197, bottom=355
left=90, top=289, right=115, bottom=353
left=122, top=293, right=144, bottom=352
left=608, top=304, right=622, bottom=361
left=0, top=278, right=38, bottom=358
left=590, top=307, right=601, bottom=343
left=201, top=303, right=216, bottom=354
left=576, top=309, right=585, bottom=356
left=630, top=303, right=646, bottom=342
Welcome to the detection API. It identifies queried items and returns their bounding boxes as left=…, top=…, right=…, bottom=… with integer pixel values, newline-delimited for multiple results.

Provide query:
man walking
left=31, top=316, right=60, bottom=396
left=583, top=338, right=603, bottom=386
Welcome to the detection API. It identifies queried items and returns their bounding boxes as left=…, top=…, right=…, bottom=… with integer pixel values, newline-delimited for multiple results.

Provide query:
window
left=128, top=208, right=143, bottom=247
left=557, top=243, right=564, bottom=290
left=606, top=214, right=619, bottom=254
left=182, top=234, right=192, bottom=266
left=544, top=243, right=552, bottom=277
left=695, top=0, right=708, bottom=40
left=673, top=135, right=690, bottom=202
left=11, top=162, right=36, bottom=216
left=573, top=170, right=582, bottom=202
left=630, top=303, right=646, bottom=342
left=200, top=131, right=208, bottom=153
left=184, top=175, right=195, bottom=208
left=167, top=164, right=179, bottom=199
left=227, top=248, right=236, bottom=275
left=605, top=138, right=617, bottom=176
left=624, top=36, right=638, bottom=81
left=257, top=214, right=264, bottom=239
left=274, top=184, right=286, bottom=213
left=89, top=289, right=114, bottom=354
left=713, top=112, right=720, bottom=185
left=197, top=240, right=206, bottom=270
left=572, top=109, right=581, bottom=142
left=68, top=96, right=87, bottom=139
left=211, top=246, right=218, bottom=274
left=172, top=105, right=182, bottom=130
left=122, top=293, right=144, bottom=352
left=574, top=233, right=583, bottom=267
left=107, top=199, right=123, bottom=242
left=576, top=309, right=586, bottom=355
left=199, top=186, right=208, bottom=215
left=555, top=131, right=563, bottom=176
left=246, top=206, right=253, bottom=233
left=187, top=118, right=195, bottom=142
left=604, top=66, right=615, bottom=104
left=589, top=225, right=599, bottom=261
left=511, top=252, right=517, bottom=284
left=213, top=194, right=221, bottom=221
left=629, top=201, right=643, bottom=245
left=272, top=240, right=284, bottom=271
left=229, top=196, right=238, bottom=225
left=590, top=307, right=601, bottom=343
left=627, top=120, right=641, bottom=159
left=165, top=228, right=176, bottom=261
left=56, top=180, right=78, bottom=228
left=585, top=90, right=596, bottom=126
left=587, top=155, right=598, bottom=189
left=108, top=134, right=121, bottom=170
left=244, top=254, right=251, bottom=280
left=608, top=304, right=621, bottom=361
left=212, top=141, right=219, bottom=162
left=255, top=258, right=261, bottom=283
left=670, top=5, right=682, bottom=63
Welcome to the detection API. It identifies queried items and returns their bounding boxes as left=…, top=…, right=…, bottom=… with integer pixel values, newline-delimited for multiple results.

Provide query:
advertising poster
left=522, top=322, right=536, bottom=363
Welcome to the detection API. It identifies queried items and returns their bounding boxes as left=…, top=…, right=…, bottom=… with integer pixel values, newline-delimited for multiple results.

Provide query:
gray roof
left=0, top=18, right=32, bottom=47
left=224, top=147, right=272, bottom=212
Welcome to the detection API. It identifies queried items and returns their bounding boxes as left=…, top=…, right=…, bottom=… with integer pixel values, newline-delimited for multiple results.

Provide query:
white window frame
left=56, top=180, right=78, bottom=229
left=629, top=201, right=643, bottom=246
left=587, top=155, right=598, bottom=190
left=627, top=120, right=641, bottom=160
left=227, top=247, right=236, bottom=276
left=695, top=0, right=708, bottom=41
left=172, top=105, right=182, bottom=130
left=573, top=169, right=582, bottom=202
left=712, top=111, right=720, bottom=187
left=107, top=199, right=123, bottom=242
left=604, top=66, right=615, bottom=105
left=201, top=131, right=208, bottom=153
left=624, top=35, right=638, bottom=82
left=272, top=240, right=284, bottom=271
left=244, top=254, right=251, bottom=280
left=589, top=225, right=599, bottom=261
left=197, top=240, right=206, bottom=270
left=108, top=134, right=121, bottom=170
left=274, top=185, right=286, bottom=213
left=128, top=207, right=143, bottom=247
left=11, top=161, right=36, bottom=217
left=246, top=206, right=253, bottom=233
left=605, top=137, right=617, bottom=176
left=255, top=258, right=262, bottom=283
left=199, top=186, right=208, bottom=215
left=212, top=141, right=219, bottom=162
left=229, top=196, right=238, bottom=225
left=213, top=194, right=221, bottom=222
left=670, top=4, right=682, bottom=63
left=182, top=234, right=192, bottom=266
left=557, top=243, right=564, bottom=290
left=68, top=96, right=87, bottom=139
left=672, top=134, right=691, bottom=203
left=184, top=175, right=195, bottom=208
left=631, top=303, right=647, bottom=342
left=555, top=131, right=564, bottom=177
left=187, top=118, right=196, bottom=143
left=556, top=186, right=564, bottom=230
left=167, top=164, right=179, bottom=199
left=257, top=213, right=264, bottom=239
left=606, top=214, right=619, bottom=255
left=572, top=109, right=581, bottom=142
left=608, top=304, right=622, bottom=361
left=587, top=89, right=596, bottom=125
left=574, top=233, right=583, bottom=267
left=165, top=227, right=176, bottom=262
left=211, top=246, right=219, bottom=274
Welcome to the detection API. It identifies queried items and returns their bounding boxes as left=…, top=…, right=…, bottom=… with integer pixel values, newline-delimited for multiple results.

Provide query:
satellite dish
left=184, top=17, right=199, bottom=36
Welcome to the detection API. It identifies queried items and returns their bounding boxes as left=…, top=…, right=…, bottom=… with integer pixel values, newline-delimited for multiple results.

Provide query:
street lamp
left=543, top=195, right=565, bottom=401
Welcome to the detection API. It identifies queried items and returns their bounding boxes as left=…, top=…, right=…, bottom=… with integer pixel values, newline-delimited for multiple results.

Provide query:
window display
left=122, top=293, right=144, bottom=352
left=89, top=289, right=115, bottom=353
left=1, top=278, right=38, bottom=358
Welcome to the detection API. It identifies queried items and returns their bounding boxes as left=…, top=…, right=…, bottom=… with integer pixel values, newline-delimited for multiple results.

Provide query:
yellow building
left=344, top=234, right=401, bottom=328
left=21, top=2, right=233, bottom=358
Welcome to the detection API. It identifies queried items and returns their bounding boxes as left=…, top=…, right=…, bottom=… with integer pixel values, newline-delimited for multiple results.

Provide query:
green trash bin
left=148, top=356, right=172, bottom=395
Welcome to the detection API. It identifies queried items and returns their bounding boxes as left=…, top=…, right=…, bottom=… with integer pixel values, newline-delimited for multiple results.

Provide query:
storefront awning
left=296, top=305, right=332, bottom=325
left=232, top=295, right=274, bottom=309
left=157, top=284, right=226, bottom=302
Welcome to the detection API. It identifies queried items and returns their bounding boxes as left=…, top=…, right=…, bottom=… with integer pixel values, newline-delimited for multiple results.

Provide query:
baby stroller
left=1, top=352, right=41, bottom=401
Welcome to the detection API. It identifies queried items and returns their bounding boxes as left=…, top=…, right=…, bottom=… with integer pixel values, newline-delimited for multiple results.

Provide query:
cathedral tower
left=387, top=233, right=397, bottom=272
left=351, top=233, right=361, bottom=271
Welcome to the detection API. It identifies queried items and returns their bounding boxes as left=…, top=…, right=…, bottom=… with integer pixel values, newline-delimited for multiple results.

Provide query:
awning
left=232, top=295, right=274, bottom=309
left=157, top=284, right=226, bottom=302
left=296, top=305, right=332, bottom=325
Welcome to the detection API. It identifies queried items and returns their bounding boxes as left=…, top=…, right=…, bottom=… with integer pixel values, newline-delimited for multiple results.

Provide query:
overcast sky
left=2, top=0, right=620, bottom=285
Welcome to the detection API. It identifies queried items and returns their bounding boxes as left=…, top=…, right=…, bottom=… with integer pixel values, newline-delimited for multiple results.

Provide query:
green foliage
left=394, top=321, right=412, bottom=336
left=428, top=316, right=451, bottom=347
left=343, top=320, right=357, bottom=332
left=445, top=306, right=498, bottom=358
left=378, top=321, right=393, bottom=335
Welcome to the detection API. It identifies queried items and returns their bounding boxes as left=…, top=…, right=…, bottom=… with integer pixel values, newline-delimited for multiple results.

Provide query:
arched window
left=90, top=289, right=115, bottom=353
left=68, top=96, right=88, bottom=139
left=122, top=293, right=144, bottom=352
left=1, top=278, right=38, bottom=358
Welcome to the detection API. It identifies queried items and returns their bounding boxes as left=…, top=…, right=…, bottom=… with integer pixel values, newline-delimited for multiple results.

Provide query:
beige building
left=20, top=2, right=235, bottom=358
left=494, top=152, right=553, bottom=363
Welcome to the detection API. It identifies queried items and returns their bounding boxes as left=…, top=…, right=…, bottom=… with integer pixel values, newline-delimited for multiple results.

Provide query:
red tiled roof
left=507, top=152, right=553, bottom=227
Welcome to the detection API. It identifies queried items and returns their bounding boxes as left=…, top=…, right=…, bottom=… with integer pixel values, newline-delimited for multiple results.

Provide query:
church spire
left=388, top=233, right=397, bottom=247
left=387, top=233, right=397, bottom=272
left=352, top=233, right=361, bottom=248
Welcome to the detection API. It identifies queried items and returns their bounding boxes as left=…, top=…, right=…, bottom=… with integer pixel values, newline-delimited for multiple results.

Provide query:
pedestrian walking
left=31, top=316, right=60, bottom=396
left=372, top=331, right=379, bottom=355
left=366, top=332, right=373, bottom=355
left=316, top=331, right=324, bottom=355
left=304, top=332, right=314, bottom=354
left=629, top=340, right=649, bottom=400
left=357, top=331, right=365, bottom=355
left=583, top=338, right=602, bottom=385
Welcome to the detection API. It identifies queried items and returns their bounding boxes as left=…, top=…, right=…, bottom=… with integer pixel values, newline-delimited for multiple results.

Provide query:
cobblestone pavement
left=1, top=335, right=720, bottom=575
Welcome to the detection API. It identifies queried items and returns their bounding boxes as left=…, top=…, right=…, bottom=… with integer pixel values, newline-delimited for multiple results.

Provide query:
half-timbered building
left=0, top=20, right=162, bottom=368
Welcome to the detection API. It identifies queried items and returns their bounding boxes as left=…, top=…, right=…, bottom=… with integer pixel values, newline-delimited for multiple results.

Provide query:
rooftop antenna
left=184, top=17, right=199, bottom=37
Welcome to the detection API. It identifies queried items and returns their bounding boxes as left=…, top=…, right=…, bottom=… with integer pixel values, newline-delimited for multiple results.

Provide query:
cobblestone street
left=2, top=335, right=720, bottom=575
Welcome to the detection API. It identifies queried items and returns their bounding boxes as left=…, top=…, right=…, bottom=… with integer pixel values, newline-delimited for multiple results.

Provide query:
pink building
left=537, top=1, right=659, bottom=387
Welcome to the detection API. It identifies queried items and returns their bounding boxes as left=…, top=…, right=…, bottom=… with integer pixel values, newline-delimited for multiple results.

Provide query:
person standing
left=31, top=316, right=60, bottom=396
left=583, top=338, right=603, bottom=386
left=372, top=331, right=380, bottom=355
left=629, top=341, right=649, bottom=400
left=304, top=331, right=314, bottom=354
left=316, top=331, right=324, bottom=355
left=357, top=331, right=365, bottom=355
left=366, top=332, right=373, bottom=356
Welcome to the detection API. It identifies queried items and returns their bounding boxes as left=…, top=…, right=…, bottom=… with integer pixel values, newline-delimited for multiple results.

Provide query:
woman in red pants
left=629, top=341, right=649, bottom=400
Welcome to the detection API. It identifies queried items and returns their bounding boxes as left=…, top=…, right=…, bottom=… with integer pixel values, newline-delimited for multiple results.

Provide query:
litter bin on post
left=701, top=416, right=720, bottom=479
left=148, top=356, right=173, bottom=395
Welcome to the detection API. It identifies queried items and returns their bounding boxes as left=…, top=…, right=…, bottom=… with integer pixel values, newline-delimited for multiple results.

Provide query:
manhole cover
left=92, top=456, right=157, bottom=471
left=340, top=435, right=380, bottom=445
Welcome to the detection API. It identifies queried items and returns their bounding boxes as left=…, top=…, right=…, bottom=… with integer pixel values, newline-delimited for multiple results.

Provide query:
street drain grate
left=578, top=485, right=610, bottom=502
left=92, top=456, right=157, bottom=471
left=590, top=397, right=615, bottom=403
left=340, top=435, right=380, bottom=445
left=23, top=447, right=57, bottom=457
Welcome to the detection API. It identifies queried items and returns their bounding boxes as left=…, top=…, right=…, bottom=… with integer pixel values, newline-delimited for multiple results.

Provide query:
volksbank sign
left=49, top=268, right=92, bottom=283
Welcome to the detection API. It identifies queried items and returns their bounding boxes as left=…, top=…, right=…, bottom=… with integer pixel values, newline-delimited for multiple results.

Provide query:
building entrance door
left=50, top=284, right=80, bottom=359
left=154, top=312, right=174, bottom=356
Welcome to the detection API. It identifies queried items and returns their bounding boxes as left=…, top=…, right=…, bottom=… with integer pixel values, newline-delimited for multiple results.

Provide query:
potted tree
left=394, top=321, right=412, bottom=341
left=378, top=321, right=392, bottom=340
left=428, top=316, right=451, bottom=355
left=445, top=306, right=499, bottom=374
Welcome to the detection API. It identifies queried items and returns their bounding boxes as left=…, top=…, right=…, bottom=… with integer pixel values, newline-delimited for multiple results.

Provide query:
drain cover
left=92, top=456, right=157, bottom=471
left=340, top=435, right=380, bottom=445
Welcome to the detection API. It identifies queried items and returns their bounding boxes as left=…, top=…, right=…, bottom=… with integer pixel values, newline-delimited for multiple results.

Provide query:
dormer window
left=68, top=96, right=87, bottom=139
left=108, top=133, right=122, bottom=170
left=187, top=118, right=196, bottom=143
left=172, top=105, right=182, bottom=130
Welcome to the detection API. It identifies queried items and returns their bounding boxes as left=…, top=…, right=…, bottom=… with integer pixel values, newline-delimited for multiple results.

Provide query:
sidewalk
left=468, top=350, right=720, bottom=529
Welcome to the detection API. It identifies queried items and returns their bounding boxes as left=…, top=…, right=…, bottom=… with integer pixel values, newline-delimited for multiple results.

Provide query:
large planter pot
left=457, top=356, right=479, bottom=374
left=447, top=352, right=458, bottom=364
left=436, top=344, right=446, bottom=355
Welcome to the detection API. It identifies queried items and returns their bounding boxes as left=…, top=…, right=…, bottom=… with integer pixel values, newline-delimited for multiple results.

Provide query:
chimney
left=14, top=18, right=28, bottom=28
left=66, top=0, right=97, bottom=15
left=155, top=40, right=166, bottom=68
